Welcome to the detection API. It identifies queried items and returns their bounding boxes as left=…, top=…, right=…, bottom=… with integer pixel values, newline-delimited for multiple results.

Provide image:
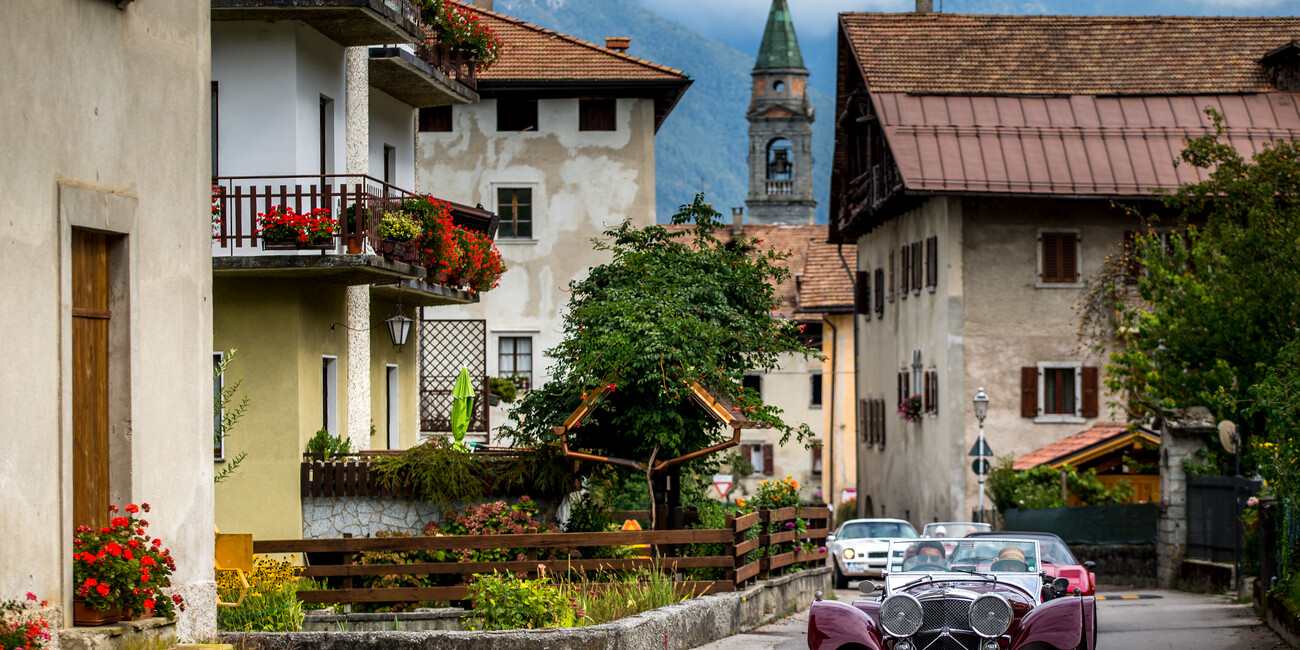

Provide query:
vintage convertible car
left=808, top=538, right=1097, bottom=650
left=827, top=518, right=919, bottom=588
left=966, top=531, right=1096, bottom=597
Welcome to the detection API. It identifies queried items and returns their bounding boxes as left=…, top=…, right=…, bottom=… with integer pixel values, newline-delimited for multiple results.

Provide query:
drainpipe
left=824, top=316, right=837, bottom=513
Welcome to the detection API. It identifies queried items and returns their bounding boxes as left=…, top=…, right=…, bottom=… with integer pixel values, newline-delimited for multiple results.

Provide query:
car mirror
left=1083, top=561, right=1096, bottom=572
left=1052, top=577, right=1070, bottom=596
left=857, top=581, right=877, bottom=596
left=826, top=533, right=836, bottom=543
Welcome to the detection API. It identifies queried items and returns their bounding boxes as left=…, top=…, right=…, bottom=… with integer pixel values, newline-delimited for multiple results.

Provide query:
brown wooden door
left=72, top=230, right=110, bottom=529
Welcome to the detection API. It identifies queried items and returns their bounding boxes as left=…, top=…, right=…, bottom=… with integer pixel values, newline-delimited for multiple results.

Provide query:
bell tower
left=745, top=0, right=815, bottom=225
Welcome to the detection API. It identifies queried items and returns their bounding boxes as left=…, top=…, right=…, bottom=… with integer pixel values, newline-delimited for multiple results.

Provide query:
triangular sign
left=968, top=439, right=994, bottom=457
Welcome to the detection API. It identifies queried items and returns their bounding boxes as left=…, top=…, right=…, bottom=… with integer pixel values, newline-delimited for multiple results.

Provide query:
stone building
left=829, top=11, right=1300, bottom=526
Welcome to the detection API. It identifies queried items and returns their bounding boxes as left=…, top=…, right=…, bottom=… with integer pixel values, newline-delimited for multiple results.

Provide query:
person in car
left=992, top=545, right=1027, bottom=572
left=914, top=541, right=948, bottom=567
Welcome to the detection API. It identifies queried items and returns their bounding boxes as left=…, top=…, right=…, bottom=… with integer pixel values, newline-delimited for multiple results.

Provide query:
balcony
left=369, top=44, right=477, bottom=107
left=212, top=174, right=497, bottom=305
left=765, top=180, right=793, bottom=195
left=211, top=0, right=424, bottom=47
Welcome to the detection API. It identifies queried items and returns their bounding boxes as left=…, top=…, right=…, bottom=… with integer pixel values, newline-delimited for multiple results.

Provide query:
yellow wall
left=368, top=294, right=421, bottom=450
left=820, top=313, right=857, bottom=516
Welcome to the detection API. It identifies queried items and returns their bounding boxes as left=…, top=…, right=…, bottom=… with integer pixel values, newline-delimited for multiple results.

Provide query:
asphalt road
left=691, top=584, right=1288, bottom=649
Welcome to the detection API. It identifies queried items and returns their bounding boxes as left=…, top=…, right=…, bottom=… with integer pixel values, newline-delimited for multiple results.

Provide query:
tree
left=214, top=349, right=250, bottom=484
left=501, top=196, right=815, bottom=477
left=1083, top=109, right=1300, bottom=475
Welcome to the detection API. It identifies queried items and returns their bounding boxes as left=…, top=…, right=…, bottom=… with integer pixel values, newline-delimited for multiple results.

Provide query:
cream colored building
left=831, top=12, right=1300, bottom=528
left=413, top=5, right=690, bottom=442
left=0, top=0, right=215, bottom=641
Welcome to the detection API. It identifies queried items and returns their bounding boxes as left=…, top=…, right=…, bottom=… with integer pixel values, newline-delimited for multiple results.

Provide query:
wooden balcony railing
left=418, top=42, right=478, bottom=91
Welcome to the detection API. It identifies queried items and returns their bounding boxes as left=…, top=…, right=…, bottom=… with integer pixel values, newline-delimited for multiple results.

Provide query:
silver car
left=826, top=518, right=918, bottom=588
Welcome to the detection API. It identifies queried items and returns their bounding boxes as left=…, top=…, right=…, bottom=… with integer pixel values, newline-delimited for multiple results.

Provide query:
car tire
left=834, top=564, right=848, bottom=590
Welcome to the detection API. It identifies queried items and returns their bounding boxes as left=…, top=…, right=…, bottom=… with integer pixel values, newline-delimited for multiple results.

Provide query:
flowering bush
left=407, top=195, right=505, bottom=294
left=377, top=213, right=422, bottom=242
left=255, top=206, right=338, bottom=245
left=217, top=557, right=310, bottom=632
left=0, top=593, right=50, bottom=649
left=211, top=184, right=224, bottom=236
left=421, top=0, right=502, bottom=71
left=73, top=504, right=184, bottom=619
left=898, top=393, right=923, bottom=422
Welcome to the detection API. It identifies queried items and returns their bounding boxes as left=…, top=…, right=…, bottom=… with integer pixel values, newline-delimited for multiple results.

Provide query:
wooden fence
left=255, top=506, right=830, bottom=604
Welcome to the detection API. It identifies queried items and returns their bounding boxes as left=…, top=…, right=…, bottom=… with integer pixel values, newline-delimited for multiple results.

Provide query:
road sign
left=713, top=474, right=733, bottom=499
left=840, top=488, right=857, bottom=504
left=971, top=458, right=991, bottom=475
left=969, top=439, right=993, bottom=457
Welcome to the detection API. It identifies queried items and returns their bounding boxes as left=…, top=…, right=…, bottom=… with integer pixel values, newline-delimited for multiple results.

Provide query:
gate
left=1187, top=476, right=1262, bottom=563
left=419, top=319, right=488, bottom=437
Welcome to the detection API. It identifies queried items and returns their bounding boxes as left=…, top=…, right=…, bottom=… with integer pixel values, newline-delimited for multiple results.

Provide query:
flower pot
left=73, top=599, right=122, bottom=627
left=380, top=239, right=420, bottom=263
left=345, top=237, right=363, bottom=254
left=489, top=393, right=501, bottom=406
left=262, top=238, right=334, bottom=251
left=122, top=602, right=154, bottom=621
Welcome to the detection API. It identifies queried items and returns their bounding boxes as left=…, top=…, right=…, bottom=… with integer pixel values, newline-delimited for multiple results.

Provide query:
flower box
left=262, top=238, right=335, bottom=251
left=378, top=238, right=420, bottom=263
left=73, top=599, right=122, bottom=627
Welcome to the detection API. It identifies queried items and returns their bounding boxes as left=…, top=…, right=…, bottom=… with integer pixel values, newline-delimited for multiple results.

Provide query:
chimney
left=605, top=37, right=631, bottom=54
left=471, top=0, right=493, bottom=10
left=731, top=206, right=744, bottom=236
left=915, top=0, right=933, bottom=12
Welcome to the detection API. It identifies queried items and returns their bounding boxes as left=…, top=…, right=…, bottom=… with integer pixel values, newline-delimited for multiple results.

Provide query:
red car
left=967, top=531, right=1096, bottom=596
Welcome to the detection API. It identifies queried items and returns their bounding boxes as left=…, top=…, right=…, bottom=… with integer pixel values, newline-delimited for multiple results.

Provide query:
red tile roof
left=839, top=14, right=1300, bottom=96
left=1013, top=422, right=1147, bottom=471
left=797, top=240, right=856, bottom=313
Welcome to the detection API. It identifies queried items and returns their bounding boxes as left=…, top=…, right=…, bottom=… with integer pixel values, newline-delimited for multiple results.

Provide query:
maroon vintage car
left=808, top=538, right=1097, bottom=650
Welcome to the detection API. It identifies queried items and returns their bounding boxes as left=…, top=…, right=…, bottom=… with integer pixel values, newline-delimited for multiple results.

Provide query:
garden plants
left=0, top=593, right=50, bottom=648
left=421, top=0, right=502, bottom=70
left=255, top=206, right=338, bottom=245
left=377, top=213, right=421, bottom=242
left=305, top=427, right=352, bottom=461
left=73, top=503, right=184, bottom=624
left=217, top=557, right=313, bottom=632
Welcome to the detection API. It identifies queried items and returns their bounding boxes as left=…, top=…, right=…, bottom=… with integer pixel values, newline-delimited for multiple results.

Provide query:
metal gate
left=419, top=319, right=489, bottom=437
left=1187, top=476, right=1262, bottom=563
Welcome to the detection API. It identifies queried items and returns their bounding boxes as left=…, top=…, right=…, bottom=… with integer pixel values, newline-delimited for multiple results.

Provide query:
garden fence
left=253, top=506, right=830, bottom=605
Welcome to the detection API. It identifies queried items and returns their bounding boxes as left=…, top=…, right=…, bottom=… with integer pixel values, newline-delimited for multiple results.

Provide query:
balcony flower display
left=898, top=393, right=923, bottom=422
left=406, top=195, right=505, bottom=294
left=421, top=0, right=502, bottom=70
left=377, top=213, right=422, bottom=242
left=255, top=206, right=339, bottom=247
left=72, top=503, right=184, bottom=626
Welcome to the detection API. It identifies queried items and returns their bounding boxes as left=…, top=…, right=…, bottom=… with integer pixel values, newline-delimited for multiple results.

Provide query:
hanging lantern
left=386, top=307, right=414, bottom=351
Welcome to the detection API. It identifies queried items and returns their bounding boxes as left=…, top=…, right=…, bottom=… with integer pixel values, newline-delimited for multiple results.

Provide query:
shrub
left=371, top=439, right=577, bottom=509
left=488, top=377, right=517, bottom=403
left=305, top=427, right=352, bottom=460
left=984, top=456, right=1134, bottom=513
left=217, top=557, right=314, bottom=632
left=836, top=498, right=857, bottom=527
left=464, top=571, right=576, bottom=631
left=377, top=213, right=422, bottom=242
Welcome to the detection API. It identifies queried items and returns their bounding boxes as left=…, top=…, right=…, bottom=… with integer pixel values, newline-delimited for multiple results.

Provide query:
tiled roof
left=840, top=14, right=1300, bottom=96
left=457, top=2, right=688, bottom=83
left=797, top=240, right=856, bottom=313
left=1013, top=422, right=1147, bottom=471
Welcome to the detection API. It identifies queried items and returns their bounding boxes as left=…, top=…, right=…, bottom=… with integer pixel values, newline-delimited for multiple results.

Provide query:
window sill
left=496, top=238, right=538, bottom=245
left=1033, top=414, right=1086, bottom=424
left=810, top=404, right=823, bottom=410
left=1034, top=281, right=1084, bottom=289
left=927, top=286, right=936, bottom=293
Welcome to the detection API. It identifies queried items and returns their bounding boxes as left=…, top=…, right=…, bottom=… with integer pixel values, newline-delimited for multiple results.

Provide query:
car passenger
left=991, top=545, right=1027, bottom=572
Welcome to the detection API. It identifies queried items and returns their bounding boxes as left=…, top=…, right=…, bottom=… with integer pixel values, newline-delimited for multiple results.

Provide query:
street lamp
left=386, top=306, right=414, bottom=352
left=973, top=387, right=990, bottom=522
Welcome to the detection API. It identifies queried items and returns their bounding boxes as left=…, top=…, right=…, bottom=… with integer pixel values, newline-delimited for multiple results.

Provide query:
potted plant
left=377, top=212, right=423, bottom=262
left=342, top=203, right=372, bottom=254
left=488, top=376, right=517, bottom=406
left=72, top=503, right=184, bottom=626
left=898, top=393, right=923, bottom=422
left=421, top=0, right=502, bottom=71
left=256, top=206, right=339, bottom=250
left=305, top=427, right=353, bottom=461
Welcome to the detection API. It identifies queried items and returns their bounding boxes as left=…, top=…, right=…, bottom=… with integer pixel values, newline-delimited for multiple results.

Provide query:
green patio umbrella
left=450, top=367, right=474, bottom=452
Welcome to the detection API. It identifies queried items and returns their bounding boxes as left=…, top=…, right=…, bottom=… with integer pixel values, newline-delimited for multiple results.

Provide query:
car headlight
left=970, top=594, right=1012, bottom=638
left=879, top=594, right=923, bottom=638
left=844, top=548, right=855, bottom=560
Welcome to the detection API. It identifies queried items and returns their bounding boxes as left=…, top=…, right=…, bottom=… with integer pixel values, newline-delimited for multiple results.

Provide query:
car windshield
left=1025, top=537, right=1075, bottom=565
left=838, top=521, right=918, bottom=540
left=922, top=522, right=992, bottom=538
left=888, top=538, right=1040, bottom=573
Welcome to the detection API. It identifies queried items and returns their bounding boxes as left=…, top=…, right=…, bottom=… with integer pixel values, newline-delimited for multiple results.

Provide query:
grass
left=558, top=565, right=690, bottom=626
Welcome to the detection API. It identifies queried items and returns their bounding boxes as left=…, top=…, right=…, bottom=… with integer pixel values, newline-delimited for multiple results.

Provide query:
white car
left=826, top=518, right=918, bottom=588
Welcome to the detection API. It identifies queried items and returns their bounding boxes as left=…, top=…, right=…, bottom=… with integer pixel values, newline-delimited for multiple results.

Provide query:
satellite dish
left=1218, top=420, right=1237, bottom=454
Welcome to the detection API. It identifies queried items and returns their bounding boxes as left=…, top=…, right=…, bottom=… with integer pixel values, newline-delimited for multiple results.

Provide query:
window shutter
left=930, top=371, right=939, bottom=414
left=855, top=270, right=870, bottom=315
left=922, top=372, right=931, bottom=412
left=812, top=445, right=823, bottom=474
left=927, top=236, right=938, bottom=288
left=1021, top=367, right=1039, bottom=418
left=874, top=268, right=885, bottom=317
left=1042, top=233, right=1059, bottom=282
left=889, top=250, right=896, bottom=300
left=762, top=443, right=774, bottom=475
left=912, top=241, right=923, bottom=290
left=900, top=246, right=910, bottom=294
left=1081, top=366, right=1099, bottom=418
left=1062, top=233, right=1079, bottom=283
left=879, top=401, right=887, bottom=448
left=903, top=371, right=911, bottom=401
left=857, top=398, right=867, bottom=442
left=897, top=372, right=904, bottom=407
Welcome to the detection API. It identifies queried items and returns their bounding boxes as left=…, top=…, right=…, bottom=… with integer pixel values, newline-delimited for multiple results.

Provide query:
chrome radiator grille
left=916, top=597, right=979, bottom=650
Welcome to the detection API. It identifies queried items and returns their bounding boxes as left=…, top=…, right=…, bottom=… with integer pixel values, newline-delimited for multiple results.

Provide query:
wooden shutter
left=922, top=371, right=931, bottom=412
left=855, top=270, right=870, bottom=315
left=1081, top=366, right=1099, bottom=418
left=1021, top=367, right=1039, bottom=418
left=930, top=371, right=939, bottom=414
left=1061, top=233, right=1078, bottom=282
left=879, top=400, right=887, bottom=448
left=927, top=236, right=938, bottom=288
left=73, top=230, right=111, bottom=530
left=900, top=246, right=909, bottom=293
left=912, top=241, right=923, bottom=290
left=812, top=445, right=823, bottom=474
left=888, top=250, right=895, bottom=300
left=762, top=444, right=774, bottom=475
left=1042, top=233, right=1079, bottom=283
left=857, top=398, right=867, bottom=442
left=897, top=371, right=905, bottom=407
left=418, top=105, right=453, bottom=132
left=874, top=269, right=885, bottom=317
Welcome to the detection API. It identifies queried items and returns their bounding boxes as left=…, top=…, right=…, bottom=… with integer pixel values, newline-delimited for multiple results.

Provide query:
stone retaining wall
left=301, top=496, right=561, bottom=538
left=1070, top=544, right=1156, bottom=588
left=1255, top=578, right=1300, bottom=648
left=222, top=566, right=831, bottom=649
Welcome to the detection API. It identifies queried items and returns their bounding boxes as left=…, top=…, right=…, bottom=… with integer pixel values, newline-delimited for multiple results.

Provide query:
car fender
left=1010, top=595, right=1094, bottom=650
left=807, top=600, right=885, bottom=650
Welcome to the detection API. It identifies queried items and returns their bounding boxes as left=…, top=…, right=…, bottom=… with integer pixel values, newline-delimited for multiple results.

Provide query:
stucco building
left=0, top=0, right=216, bottom=642
left=414, top=3, right=691, bottom=442
left=209, top=0, right=497, bottom=542
left=830, top=12, right=1300, bottom=526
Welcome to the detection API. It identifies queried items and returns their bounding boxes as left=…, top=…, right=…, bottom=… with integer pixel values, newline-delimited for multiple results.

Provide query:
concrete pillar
left=1157, top=407, right=1212, bottom=588
left=345, top=46, right=371, bottom=452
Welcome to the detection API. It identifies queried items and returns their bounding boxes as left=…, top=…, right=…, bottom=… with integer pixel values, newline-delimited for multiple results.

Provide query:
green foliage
left=214, top=349, right=250, bottom=484
left=377, top=213, right=421, bottom=242
left=683, top=501, right=729, bottom=580
left=488, top=377, right=518, bottom=403
left=836, top=497, right=857, bottom=527
left=217, top=558, right=311, bottom=632
left=464, top=571, right=576, bottom=631
left=1087, top=108, right=1300, bottom=477
left=563, top=493, right=614, bottom=534
left=984, top=457, right=1134, bottom=513
left=370, top=439, right=577, bottom=508
left=305, top=427, right=352, bottom=461
left=562, top=566, right=684, bottom=626
left=1244, top=338, right=1300, bottom=505
left=500, top=195, right=815, bottom=469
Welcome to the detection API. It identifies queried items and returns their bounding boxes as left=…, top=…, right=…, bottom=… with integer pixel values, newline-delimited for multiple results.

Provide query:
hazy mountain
left=496, top=0, right=834, bottom=223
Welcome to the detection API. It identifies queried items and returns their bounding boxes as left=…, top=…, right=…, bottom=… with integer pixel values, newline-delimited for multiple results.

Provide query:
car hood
left=897, top=579, right=1038, bottom=616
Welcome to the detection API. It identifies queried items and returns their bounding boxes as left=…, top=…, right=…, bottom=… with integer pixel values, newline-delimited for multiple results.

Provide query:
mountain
left=496, top=0, right=834, bottom=223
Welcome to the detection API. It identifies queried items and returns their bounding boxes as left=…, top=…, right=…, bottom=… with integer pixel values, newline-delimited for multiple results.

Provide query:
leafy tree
left=984, top=457, right=1133, bottom=513
left=214, top=349, right=250, bottom=484
left=1080, top=109, right=1300, bottom=475
left=501, top=195, right=815, bottom=486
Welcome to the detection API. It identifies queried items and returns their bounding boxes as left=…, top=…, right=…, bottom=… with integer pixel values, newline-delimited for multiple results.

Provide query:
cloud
left=628, top=0, right=910, bottom=42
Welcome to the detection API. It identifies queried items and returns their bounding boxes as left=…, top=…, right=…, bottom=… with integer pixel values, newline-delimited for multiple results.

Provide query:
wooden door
left=72, top=230, right=110, bottom=529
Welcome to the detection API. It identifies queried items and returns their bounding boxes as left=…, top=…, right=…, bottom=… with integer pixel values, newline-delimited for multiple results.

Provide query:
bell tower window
left=773, top=79, right=786, bottom=93
left=767, top=138, right=793, bottom=181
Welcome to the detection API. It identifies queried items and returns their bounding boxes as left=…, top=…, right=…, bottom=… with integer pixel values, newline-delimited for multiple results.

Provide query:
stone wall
left=1070, top=545, right=1156, bottom=588
left=302, top=496, right=562, bottom=538
left=1157, top=407, right=1213, bottom=588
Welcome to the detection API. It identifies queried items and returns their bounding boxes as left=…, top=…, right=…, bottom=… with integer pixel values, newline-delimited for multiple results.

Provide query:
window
left=743, top=373, right=763, bottom=396
left=874, top=268, right=885, bottom=318
left=579, top=98, right=616, bottom=131
left=214, top=352, right=224, bottom=461
left=499, top=336, right=533, bottom=385
left=497, top=98, right=538, bottom=131
left=810, top=372, right=823, bottom=407
left=322, top=356, right=338, bottom=435
left=899, top=245, right=910, bottom=295
left=922, top=368, right=938, bottom=414
left=383, top=144, right=396, bottom=185
left=419, top=105, right=453, bottom=132
left=319, top=96, right=335, bottom=177
left=812, top=443, right=823, bottom=475
left=743, top=443, right=774, bottom=475
left=1021, top=364, right=1099, bottom=422
left=1039, top=231, right=1080, bottom=285
left=497, top=188, right=533, bottom=238
left=386, top=364, right=399, bottom=450
left=925, top=236, right=938, bottom=290
left=911, top=241, right=922, bottom=293
left=799, top=321, right=823, bottom=350
left=858, top=397, right=886, bottom=448
left=888, top=249, right=896, bottom=302
left=855, top=270, right=870, bottom=316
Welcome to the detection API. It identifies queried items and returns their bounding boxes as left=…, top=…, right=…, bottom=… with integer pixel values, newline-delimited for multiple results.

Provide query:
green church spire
left=754, top=0, right=805, bottom=70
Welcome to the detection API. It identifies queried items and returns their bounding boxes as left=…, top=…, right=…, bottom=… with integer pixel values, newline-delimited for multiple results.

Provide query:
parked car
left=922, top=521, right=993, bottom=538
left=808, top=538, right=1098, bottom=650
left=966, top=531, right=1097, bottom=596
left=827, top=518, right=918, bottom=588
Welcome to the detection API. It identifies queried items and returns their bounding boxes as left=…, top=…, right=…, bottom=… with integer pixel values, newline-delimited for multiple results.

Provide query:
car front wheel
left=834, top=563, right=848, bottom=589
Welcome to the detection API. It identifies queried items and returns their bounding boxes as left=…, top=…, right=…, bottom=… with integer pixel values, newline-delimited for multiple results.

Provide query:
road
left=691, top=584, right=1288, bottom=649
